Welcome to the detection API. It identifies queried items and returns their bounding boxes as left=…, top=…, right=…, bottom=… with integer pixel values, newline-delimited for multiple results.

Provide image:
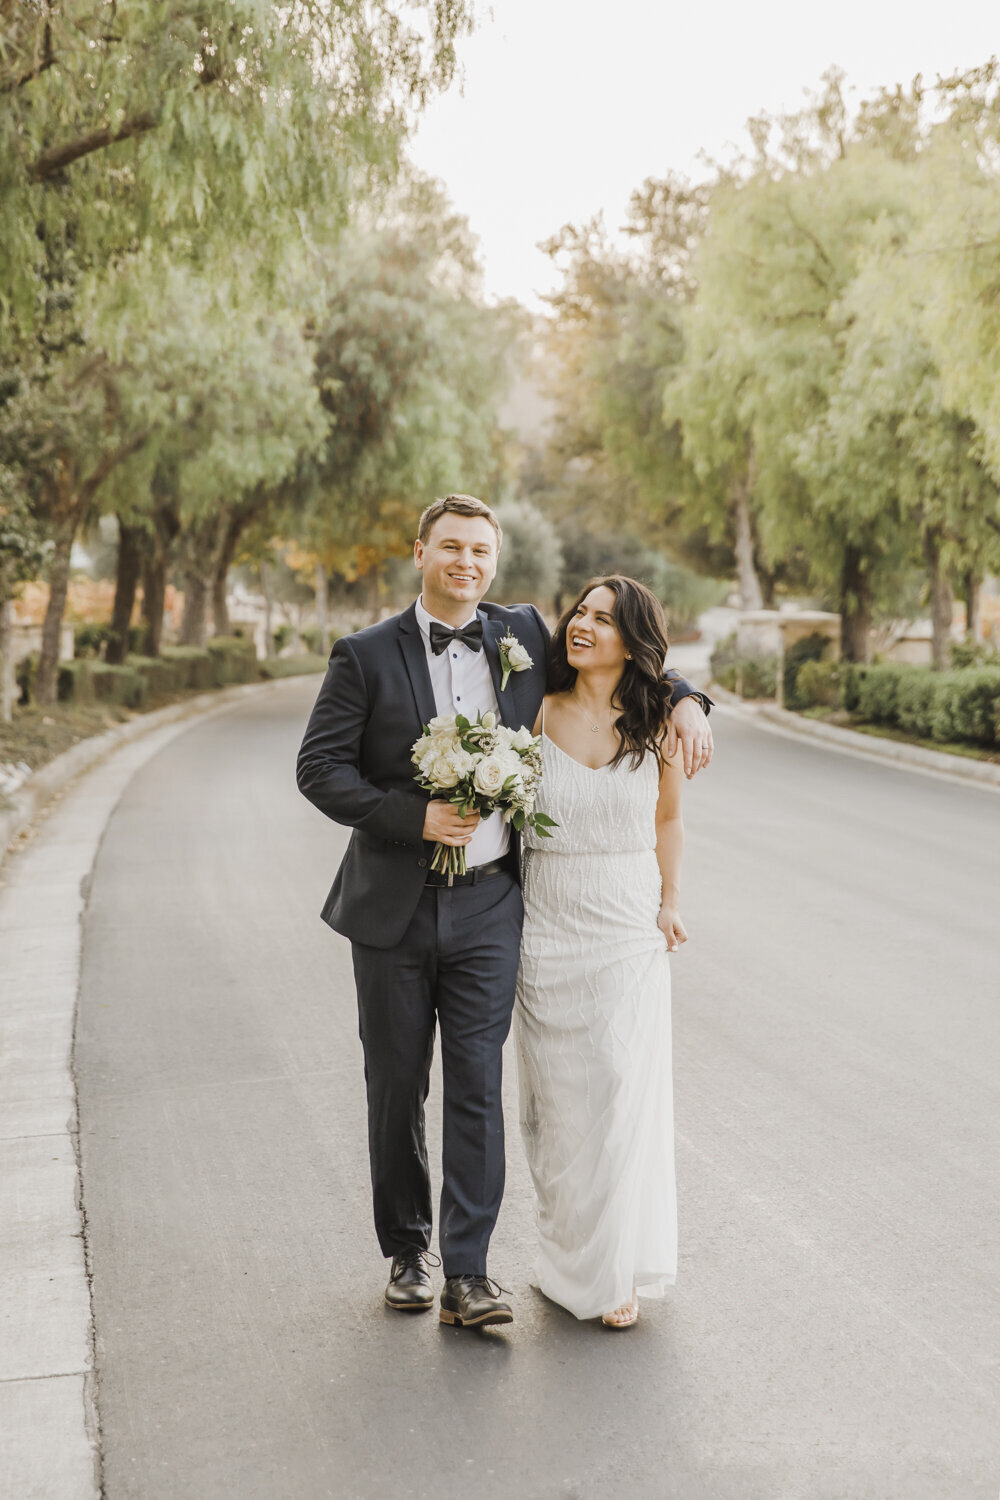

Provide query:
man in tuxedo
left=296, top=494, right=712, bottom=1328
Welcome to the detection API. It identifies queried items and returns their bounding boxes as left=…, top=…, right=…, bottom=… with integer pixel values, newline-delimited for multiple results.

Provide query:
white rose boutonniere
left=498, top=632, right=533, bottom=690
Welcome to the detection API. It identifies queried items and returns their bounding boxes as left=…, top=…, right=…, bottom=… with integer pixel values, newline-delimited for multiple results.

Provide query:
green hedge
left=833, top=661, right=1000, bottom=746
left=709, top=632, right=778, bottom=700
left=794, top=659, right=842, bottom=709
left=57, top=659, right=147, bottom=708
left=783, top=632, right=831, bottom=709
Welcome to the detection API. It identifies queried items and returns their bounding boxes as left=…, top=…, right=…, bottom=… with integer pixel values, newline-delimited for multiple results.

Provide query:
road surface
left=75, top=678, right=1000, bottom=1499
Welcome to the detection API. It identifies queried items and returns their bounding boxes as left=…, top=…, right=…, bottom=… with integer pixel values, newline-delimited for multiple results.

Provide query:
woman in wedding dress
left=516, top=575, right=686, bottom=1329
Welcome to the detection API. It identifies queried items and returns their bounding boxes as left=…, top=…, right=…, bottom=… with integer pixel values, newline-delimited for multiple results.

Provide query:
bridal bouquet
left=412, top=710, right=556, bottom=877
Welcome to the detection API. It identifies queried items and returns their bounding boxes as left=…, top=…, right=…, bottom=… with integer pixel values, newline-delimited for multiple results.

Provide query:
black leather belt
left=424, top=854, right=517, bottom=888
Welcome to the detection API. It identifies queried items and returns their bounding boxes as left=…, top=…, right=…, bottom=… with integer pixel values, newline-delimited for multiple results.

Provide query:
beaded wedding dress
left=515, top=728, right=677, bottom=1320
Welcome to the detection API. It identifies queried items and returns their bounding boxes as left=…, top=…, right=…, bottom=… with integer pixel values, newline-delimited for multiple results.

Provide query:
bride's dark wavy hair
left=548, top=575, right=672, bottom=770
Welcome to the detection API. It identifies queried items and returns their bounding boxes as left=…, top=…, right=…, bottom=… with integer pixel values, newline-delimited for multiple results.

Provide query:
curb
left=710, top=682, right=1000, bottom=792
left=0, top=674, right=311, bottom=873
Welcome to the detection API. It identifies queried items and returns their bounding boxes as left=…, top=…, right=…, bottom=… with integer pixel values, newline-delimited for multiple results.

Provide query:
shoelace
left=453, top=1274, right=510, bottom=1299
left=389, top=1248, right=441, bottom=1282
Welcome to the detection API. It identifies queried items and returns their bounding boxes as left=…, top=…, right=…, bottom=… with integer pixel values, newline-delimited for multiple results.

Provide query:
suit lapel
left=483, top=615, right=519, bottom=726
left=398, top=603, right=437, bottom=729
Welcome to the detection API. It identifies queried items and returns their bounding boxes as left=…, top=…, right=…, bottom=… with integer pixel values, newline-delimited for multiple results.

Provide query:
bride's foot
left=601, top=1291, right=639, bottom=1329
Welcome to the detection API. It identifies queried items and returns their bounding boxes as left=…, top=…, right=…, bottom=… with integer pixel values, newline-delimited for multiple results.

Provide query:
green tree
left=490, top=499, right=563, bottom=609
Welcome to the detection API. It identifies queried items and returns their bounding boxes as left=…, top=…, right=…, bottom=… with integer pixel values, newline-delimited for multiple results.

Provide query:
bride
left=516, top=575, right=686, bottom=1328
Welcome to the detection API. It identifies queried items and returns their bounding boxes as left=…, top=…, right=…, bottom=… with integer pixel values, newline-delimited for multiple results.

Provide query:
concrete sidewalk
left=0, top=677, right=309, bottom=1500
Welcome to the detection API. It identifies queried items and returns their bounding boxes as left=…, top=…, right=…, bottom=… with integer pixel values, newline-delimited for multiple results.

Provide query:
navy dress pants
left=351, top=869, right=523, bottom=1278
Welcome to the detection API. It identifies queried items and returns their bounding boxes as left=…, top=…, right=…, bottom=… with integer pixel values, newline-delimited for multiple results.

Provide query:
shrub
left=16, top=653, right=36, bottom=704
left=740, top=655, right=778, bottom=699
left=894, top=672, right=937, bottom=738
left=57, top=660, right=97, bottom=703
left=160, top=645, right=215, bottom=691
left=930, top=667, right=1000, bottom=744
left=74, top=623, right=112, bottom=659
left=127, top=654, right=186, bottom=697
left=950, top=638, right=1000, bottom=670
left=272, top=624, right=295, bottom=654
left=206, top=635, right=258, bottom=685
left=840, top=663, right=869, bottom=713
left=795, top=659, right=842, bottom=709
left=783, top=632, right=831, bottom=709
left=89, top=662, right=147, bottom=708
left=855, top=664, right=909, bottom=725
left=709, top=633, right=777, bottom=699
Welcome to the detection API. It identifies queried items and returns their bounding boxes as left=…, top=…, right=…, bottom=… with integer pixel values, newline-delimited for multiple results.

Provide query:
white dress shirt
left=415, top=596, right=510, bottom=866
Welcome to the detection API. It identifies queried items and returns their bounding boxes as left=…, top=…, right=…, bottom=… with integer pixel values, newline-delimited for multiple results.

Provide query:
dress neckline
left=542, top=730, right=614, bottom=773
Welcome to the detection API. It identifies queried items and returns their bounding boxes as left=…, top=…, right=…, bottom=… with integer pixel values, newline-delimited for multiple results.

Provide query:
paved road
left=75, top=680, right=1000, bottom=1500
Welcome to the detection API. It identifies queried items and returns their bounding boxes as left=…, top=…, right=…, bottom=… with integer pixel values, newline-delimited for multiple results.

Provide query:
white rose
left=413, top=738, right=437, bottom=772
left=428, top=713, right=457, bottom=734
left=506, top=641, right=532, bottom=671
left=430, top=755, right=460, bottom=789
left=510, top=725, right=534, bottom=751
left=473, top=755, right=507, bottom=797
left=445, top=747, right=476, bottom=779
left=480, top=710, right=497, bottom=730
left=497, top=749, right=523, bottom=782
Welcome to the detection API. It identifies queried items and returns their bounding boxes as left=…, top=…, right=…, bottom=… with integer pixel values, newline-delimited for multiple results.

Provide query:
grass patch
left=0, top=701, right=131, bottom=777
left=795, top=706, right=1000, bottom=764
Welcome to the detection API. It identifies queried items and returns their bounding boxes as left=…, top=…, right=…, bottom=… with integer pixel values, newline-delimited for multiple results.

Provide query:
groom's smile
left=414, top=512, right=500, bottom=623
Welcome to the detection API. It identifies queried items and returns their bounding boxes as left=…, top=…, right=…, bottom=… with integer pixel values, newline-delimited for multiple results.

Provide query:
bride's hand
left=657, top=907, right=687, bottom=952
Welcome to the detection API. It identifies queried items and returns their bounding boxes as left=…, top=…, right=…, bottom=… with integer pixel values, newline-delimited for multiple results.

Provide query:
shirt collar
left=415, top=596, right=480, bottom=642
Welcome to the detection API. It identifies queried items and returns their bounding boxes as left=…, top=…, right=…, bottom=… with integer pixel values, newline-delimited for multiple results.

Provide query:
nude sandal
left=601, top=1293, right=639, bottom=1329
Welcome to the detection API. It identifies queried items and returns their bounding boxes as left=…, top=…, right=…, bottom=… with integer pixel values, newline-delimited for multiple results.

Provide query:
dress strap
left=540, top=696, right=546, bottom=736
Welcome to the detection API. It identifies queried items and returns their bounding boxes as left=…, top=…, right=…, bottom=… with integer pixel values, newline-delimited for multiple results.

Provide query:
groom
left=296, top=494, right=712, bottom=1328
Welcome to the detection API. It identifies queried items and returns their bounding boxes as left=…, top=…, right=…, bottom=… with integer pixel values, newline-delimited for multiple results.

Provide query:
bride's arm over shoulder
left=654, top=738, right=687, bottom=952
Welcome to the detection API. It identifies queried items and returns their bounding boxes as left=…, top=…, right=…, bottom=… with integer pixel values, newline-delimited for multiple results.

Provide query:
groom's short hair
left=417, top=494, right=502, bottom=548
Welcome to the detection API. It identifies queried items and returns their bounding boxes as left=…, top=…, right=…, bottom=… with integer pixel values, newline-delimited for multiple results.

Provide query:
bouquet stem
left=430, top=841, right=468, bottom=882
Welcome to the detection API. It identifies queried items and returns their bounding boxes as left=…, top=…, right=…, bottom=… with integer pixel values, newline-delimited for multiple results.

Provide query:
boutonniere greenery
left=498, top=632, right=533, bottom=690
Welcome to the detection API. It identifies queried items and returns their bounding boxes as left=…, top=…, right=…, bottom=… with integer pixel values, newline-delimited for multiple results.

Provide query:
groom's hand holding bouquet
left=412, top=709, right=556, bottom=879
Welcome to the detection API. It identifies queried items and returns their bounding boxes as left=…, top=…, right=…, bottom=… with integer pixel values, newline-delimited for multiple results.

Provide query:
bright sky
left=410, top=0, right=998, bottom=308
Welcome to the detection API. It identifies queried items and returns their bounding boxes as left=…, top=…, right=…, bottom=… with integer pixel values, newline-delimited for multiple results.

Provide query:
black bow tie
left=428, top=619, right=484, bottom=655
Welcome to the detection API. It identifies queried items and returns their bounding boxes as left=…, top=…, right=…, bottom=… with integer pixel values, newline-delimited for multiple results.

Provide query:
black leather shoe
left=384, top=1249, right=438, bottom=1311
left=439, top=1275, right=513, bottom=1328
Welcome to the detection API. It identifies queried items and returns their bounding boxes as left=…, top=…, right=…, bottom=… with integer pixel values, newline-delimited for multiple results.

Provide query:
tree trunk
left=962, top=567, right=981, bottom=641
left=141, top=556, right=166, bottom=656
left=839, top=544, right=872, bottom=664
left=923, top=528, right=953, bottom=670
left=315, top=561, right=329, bottom=655
left=140, top=465, right=181, bottom=657
left=107, top=516, right=144, bottom=664
left=0, top=580, right=15, bottom=725
left=261, top=561, right=275, bottom=658
left=35, top=507, right=78, bottom=705
left=732, top=476, right=764, bottom=611
left=210, top=511, right=243, bottom=638
left=180, top=567, right=210, bottom=646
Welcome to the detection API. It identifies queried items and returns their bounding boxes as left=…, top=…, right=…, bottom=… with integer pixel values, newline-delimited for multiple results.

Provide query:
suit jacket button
left=417, top=857, right=427, bottom=868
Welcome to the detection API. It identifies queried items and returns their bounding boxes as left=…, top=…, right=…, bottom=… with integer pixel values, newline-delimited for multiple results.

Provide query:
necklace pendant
left=590, top=723, right=600, bottom=732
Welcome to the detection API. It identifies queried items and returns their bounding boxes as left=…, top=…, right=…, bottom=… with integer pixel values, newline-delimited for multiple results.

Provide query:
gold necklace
left=569, top=689, right=612, bottom=734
